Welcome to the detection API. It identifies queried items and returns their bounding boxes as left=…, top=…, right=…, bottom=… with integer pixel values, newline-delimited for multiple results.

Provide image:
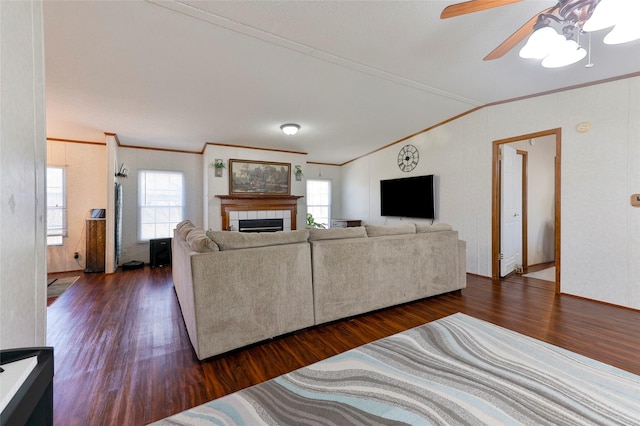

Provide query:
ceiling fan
left=440, top=0, right=603, bottom=61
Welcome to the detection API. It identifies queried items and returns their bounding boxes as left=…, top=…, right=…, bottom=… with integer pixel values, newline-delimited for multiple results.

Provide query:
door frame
left=491, top=128, right=561, bottom=293
left=517, top=149, right=528, bottom=270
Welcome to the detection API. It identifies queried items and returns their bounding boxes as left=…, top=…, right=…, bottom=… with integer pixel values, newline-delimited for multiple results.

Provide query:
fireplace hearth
left=238, top=219, right=284, bottom=233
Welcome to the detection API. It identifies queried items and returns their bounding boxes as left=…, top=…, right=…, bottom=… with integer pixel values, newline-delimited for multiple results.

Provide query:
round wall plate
left=576, top=122, right=592, bottom=133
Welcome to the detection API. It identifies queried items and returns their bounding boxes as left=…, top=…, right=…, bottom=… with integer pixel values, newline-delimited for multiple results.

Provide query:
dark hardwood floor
left=46, top=266, right=640, bottom=425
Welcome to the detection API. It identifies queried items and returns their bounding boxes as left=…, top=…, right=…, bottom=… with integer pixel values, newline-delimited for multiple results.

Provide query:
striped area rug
left=522, top=266, right=556, bottom=282
left=47, top=275, right=80, bottom=306
left=151, top=313, right=639, bottom=425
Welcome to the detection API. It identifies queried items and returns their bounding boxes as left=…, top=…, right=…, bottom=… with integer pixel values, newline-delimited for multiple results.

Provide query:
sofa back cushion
left=206, top=229, right=309, bottom=251
left=307, top=226, right=368, bottom=241
left=186, top=228, right=219, bottom=252
left=414, top=223, right=453, bottom=233
left=365, top=223, right=416, bottom=237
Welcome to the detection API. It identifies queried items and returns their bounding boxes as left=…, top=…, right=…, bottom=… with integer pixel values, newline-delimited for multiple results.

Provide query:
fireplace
left=217, top=195, right=303, bottom=231
left=237, top=219, right=282, bottom=233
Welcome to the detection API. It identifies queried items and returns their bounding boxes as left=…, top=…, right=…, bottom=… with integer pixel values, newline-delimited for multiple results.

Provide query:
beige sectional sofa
left=172, top=223, right=315, bottom=360
left=172, top=220, right=466, bottom=360
left=309, top=223, right=466, bottom=325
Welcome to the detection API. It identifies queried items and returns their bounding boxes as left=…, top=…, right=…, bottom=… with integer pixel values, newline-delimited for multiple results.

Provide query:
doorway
left=492, top=129, right=561, bottom=293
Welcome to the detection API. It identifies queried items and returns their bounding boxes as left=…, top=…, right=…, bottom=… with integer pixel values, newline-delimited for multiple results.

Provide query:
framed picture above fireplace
left=229, top=159, right=291, bottom=195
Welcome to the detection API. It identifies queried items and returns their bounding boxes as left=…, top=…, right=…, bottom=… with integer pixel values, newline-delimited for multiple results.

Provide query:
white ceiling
left=43, top=1, right=640, bottom=164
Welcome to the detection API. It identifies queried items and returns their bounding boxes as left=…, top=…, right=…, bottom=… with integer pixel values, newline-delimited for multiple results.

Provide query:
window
left=306, top=179, right=331, bottom=228
left=47, top=167, right=67, bottom=245
left=139, top=170, right=184, bottom=241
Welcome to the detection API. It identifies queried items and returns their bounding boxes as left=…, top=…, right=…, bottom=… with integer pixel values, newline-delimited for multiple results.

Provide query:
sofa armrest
left=188, top=242, right=314, bottom=359
left=458, top=240, right=467, bottom=288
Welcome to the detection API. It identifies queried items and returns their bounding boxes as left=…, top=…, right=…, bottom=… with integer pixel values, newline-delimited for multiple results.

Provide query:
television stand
left=331, top=219, right=362, bottom=228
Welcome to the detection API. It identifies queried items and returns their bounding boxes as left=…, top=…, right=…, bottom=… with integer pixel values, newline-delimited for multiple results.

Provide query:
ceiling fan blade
left=440, top=0, right=522, bottom=19
left=483, top=7, right=552, bottom=61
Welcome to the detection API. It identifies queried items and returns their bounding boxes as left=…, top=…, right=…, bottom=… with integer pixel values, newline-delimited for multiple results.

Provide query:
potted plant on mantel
left=212, top=159, right=225, bottom=177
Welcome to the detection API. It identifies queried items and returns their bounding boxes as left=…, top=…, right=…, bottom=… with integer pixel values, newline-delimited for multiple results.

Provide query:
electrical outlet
left=74, top=252, right=79, bottom=259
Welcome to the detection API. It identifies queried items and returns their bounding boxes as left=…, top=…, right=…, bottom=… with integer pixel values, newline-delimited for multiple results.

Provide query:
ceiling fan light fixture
left=582, top=0, right=619, bottom=32
left=585, top=0, right=640, bottom=44
left=541, top=39, right=587, bottom=68
left=603, top=23, right=640, bottom=44
left=280, top=123, right=300, bottom=136
left=519, top=26, right=563, bottom=59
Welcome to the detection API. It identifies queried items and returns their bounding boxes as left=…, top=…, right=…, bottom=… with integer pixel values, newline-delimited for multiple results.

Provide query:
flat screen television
left=380, top=175, right=435, bottom=219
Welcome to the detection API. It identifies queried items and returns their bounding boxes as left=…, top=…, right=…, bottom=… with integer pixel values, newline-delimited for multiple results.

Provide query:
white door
left=500, top=145, right=523, bottom=277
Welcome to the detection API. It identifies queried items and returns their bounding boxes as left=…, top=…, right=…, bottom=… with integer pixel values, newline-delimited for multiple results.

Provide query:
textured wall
left=0, top=0, right=47, bottom=348
left=115, top=146, right=203, bottom=264
left=342, top=77, right=640, bottom=310
left=203, top=145, right=308, bottom=231
left=46, top=141, right=107, bottom=273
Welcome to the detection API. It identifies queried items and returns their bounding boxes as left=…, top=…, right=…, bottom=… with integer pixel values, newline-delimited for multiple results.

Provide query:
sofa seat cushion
left=414, top=223, right=453, bottom=233
left=308, top=226, right=368, bottom=241
left=206, top=229, right=309, bottom=251
left=186, top=228, right=219, bottom=252
left=365, top=223, right=416, bottom=237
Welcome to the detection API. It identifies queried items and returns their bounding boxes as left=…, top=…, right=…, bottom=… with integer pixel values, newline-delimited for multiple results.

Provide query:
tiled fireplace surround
left=216, top=195, right=303, bottom=232
left=230, top=210, right=290, bottom=232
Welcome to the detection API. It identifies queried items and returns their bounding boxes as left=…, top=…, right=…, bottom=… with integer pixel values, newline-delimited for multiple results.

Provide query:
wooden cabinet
left=331, top=219, right=362, bottom=228
left=85, top=219, right=106, bottom=273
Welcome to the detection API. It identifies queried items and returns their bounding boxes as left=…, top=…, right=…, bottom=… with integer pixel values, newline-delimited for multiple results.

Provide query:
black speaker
left=150, top=238, right=172, bottom=268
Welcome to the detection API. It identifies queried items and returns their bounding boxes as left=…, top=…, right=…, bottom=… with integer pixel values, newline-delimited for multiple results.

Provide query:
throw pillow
left=365, top=223, right=416, bottom=237
left=175, top=219, right=194, bottom=231
left=206, top=229, right=309, bottom=251
left=186, top=228, right=219, bottom=252
left=307, top=226, right=368, bottom=241
left=177, top=220, right=196, bottom=239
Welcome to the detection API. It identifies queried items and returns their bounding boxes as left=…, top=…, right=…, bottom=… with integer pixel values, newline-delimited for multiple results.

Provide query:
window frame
left=138, top=170, right=185, bottom=242
left=306, top=179, right=332, bottom=228
left=46, top=166, right=67, bottom=246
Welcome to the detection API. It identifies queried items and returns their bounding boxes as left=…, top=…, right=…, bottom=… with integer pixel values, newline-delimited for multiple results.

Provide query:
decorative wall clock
left=397, top=144, right=419, bottom=172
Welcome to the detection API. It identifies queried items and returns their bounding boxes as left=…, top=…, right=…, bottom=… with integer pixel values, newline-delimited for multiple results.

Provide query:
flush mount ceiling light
left=280, top=123, right=300, bottom=136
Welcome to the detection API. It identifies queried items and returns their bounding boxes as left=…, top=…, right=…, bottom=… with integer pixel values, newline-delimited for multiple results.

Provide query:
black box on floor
left=150, top=238, right=172, bottom=268
left=122, top=260, right=144, bottom=270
